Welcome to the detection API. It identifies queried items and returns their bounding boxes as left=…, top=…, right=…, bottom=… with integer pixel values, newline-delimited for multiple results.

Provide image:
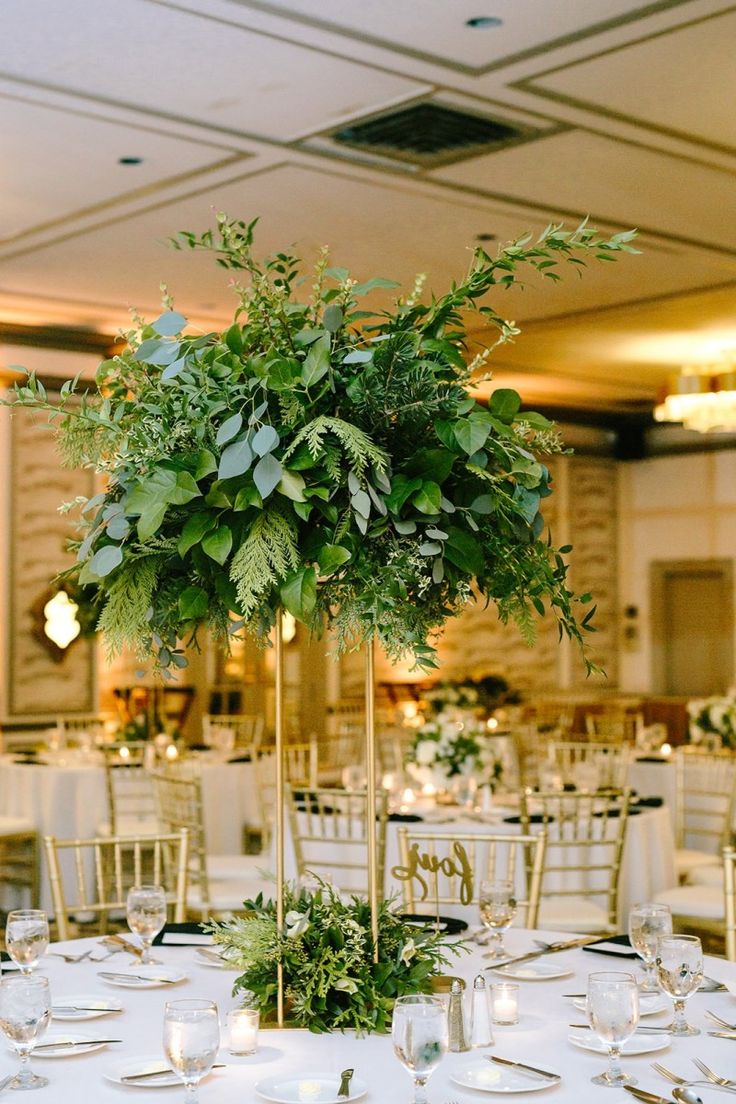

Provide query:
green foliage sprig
left=209, top=881, right=462, bottom=1033
left=7, top=215, right=637, bottom=673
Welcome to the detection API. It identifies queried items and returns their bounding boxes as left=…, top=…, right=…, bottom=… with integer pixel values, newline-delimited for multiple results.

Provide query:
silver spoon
left=673, top=1089, right=703, bottom=1104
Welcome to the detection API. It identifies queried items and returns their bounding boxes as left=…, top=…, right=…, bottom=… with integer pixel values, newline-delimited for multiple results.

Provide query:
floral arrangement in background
left=406, top=714, right=503, bottom=788
left=209, top=881, right=459, bottom=1034
left=687, top=694, right=736, bottom=750
left=7, top=216, right=636, bottom=676
left=424, top=674, right=519, bottom=717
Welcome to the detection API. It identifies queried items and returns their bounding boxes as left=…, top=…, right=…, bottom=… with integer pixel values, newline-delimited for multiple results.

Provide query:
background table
left=22, top=927, right=736, bottom=1103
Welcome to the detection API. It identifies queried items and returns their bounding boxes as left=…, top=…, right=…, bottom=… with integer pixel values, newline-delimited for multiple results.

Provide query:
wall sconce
left=43, top=591, right=81, bottom=650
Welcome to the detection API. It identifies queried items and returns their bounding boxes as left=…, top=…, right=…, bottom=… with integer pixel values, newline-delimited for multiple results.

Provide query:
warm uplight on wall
left=654, top=365, right=736, bottom=433
left=43, top=591, right=81, bottom=650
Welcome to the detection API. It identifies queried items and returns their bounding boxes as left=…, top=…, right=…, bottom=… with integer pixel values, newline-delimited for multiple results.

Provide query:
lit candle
left=381, top=772, right=395, bottom=792
left=119, top=745, right=130, bottom=761
left=660, top=742, right=672, bottom=757
left=165, top=743, right=179, bottom=761
left=491, top=982, right=519, bottom=1025
left=421, top=782, right=437, bottom=797
left=487, top=716, right=498, bottom=731
left=227, top=1008, right=259, bottom=1055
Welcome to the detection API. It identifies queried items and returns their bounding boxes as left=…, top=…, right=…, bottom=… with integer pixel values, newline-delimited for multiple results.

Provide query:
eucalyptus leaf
left=106, top=515, right=130, bottom=541
left=218, top=436, right=253, bottom=480
left=394, top=519, right=417, bottom=535
left=252, top=424, right=280, bottom=456
left=89, top=544, right=123, bottom=578
left=322, top=304, right=343, bottom=332
left=253, top=453, right=283, bottom=499
left=151, top=310, right=187, bottom=336
left=351, top=489, right=371, bottom=519
left=216, top=412, right=243, bottom=446
left=419, top=542, right=442, bottom=556
left=342, top=349, right=372, bottom=365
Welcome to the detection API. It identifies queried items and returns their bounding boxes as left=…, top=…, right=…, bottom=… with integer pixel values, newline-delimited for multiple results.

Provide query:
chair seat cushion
left=676, top=848, right=720, bottom=878
left=537, top=897, right=612, bottom=933
left=686, top=863, right=722, bottom=887
left=0, top=816, right=36, bottom=836
left=653, top=884, right=723, bottom=920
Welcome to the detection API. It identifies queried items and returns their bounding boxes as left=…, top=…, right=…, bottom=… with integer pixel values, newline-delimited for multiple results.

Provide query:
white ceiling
left=0, top=0, right=734, bottom=418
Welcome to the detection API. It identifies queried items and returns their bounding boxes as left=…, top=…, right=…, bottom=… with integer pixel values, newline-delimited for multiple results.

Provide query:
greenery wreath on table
left=7, top=215, right=636, bottom=674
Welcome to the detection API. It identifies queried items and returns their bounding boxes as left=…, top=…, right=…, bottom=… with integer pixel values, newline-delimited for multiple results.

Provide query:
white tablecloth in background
left=627, top=758, right=677, bottom=828
left=19, top=928, right=736, bottom=1104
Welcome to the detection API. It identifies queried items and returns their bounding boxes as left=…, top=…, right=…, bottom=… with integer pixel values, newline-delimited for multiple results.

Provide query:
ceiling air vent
left=331, top=101, right=540, bottom=168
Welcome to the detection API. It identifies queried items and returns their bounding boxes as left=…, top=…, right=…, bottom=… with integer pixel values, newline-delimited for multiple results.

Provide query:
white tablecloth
left=0, top=755, right=261, bottom=909
left=17, top=928, right=736, bottom=1103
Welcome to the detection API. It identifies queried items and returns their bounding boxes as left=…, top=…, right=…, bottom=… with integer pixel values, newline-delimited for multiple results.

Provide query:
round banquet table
left=0, top=754, right=262, bottom=910
left=11, top=928, right=736, bottom=1103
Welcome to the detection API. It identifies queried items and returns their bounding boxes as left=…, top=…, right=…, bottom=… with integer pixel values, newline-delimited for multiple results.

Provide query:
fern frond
left=97, top=555, right=161, bottom=659
left=229, top=509, right=299, bottom=615
left=283, top=415, right=387, bottom=474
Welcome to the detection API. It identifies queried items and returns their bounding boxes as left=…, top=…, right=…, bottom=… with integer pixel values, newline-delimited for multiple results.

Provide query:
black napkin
left=388, top=813, right=424, bottom=823
left=226, top=754, right=252, bottom=764
left=630, top=796, right=664, bottom=808
left=503, top=814, right=552, bottom=824
left=400, top=913, right=468, bottom=935
left=152, top=922, right=209, bottom=946
left=583, top=934, right=638, bottom=959
left=593, top=807, right=641, bottom=818
left=635, top=756, right=669, bottom=764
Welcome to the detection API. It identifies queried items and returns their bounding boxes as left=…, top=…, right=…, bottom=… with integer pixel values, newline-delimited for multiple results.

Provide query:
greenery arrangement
left=424, top=675, right=518, bottom=715
left=406, top=715, right=502, bottom=786
left=209, top=881, right=460, bottom=1033
left=7, top=215, right=636, bottom=673
left=687, top=695, right=736, bottom=750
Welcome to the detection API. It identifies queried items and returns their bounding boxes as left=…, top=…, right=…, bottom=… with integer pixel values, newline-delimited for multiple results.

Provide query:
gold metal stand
left=274, top=613, right=285, bottom=1027
left=365, top=638, right=379, bottom=961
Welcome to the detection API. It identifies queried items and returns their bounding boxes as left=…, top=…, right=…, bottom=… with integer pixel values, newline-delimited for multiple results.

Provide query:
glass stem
left=607, top=1045, right=622, bottom=1083
left=412, top=1075, right=428, bottom=1104
left=643, top=959, right=656, bottom=989
left=673, top=999, right=687, bottom=1032
left=18, top=1047, right=32, bottom=1085
left=185, top=1081, right=199, bottom=1104
left=141, top=938, right=152, bottom=965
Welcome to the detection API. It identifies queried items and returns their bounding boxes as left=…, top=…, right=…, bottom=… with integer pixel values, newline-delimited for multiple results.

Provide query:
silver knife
left=32, top=1038, right=122, bottom=1050
left=121, top=1063, right=227, bottom=1082
left=623, top=1086, right=669, bottom=1104
left=487, top=1055, right=560, bottom=1081
left=52, top=1005, right=122, bottom=1014
left=485, top=936, right=593, bottom=968
left=569, top=1023, right=672, bottom=1035
left=97, top=971, right=177, bottom=984
left=708, top=1030, right=736, bottom=1040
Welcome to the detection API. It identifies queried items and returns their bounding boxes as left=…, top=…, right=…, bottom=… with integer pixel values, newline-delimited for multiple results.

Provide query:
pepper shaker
left=447, top=978, right=469, bottom=1052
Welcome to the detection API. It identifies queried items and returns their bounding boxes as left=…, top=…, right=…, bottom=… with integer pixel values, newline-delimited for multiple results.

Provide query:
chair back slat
left=675, top=749, right=736, bottom=853
left=286, top=785, right=388, bottom=895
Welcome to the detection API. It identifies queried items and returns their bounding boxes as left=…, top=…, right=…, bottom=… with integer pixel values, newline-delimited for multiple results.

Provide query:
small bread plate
left=28, top=1032, right=114, bottom=1058
left=568, top=1031, right=670, bottom=1056
left=104, top=1055, right=186, bottom=1088
left=450, top=1058, right=560, bottom=1094
left=572, top=993, right=668, bottom=1017
left=195, top=949, right=237, bottom=970
left=52, top=995, right=122, bottom=1021
left=97, top=966, right=186, bottom=989
left=255, top=1072, right=368, bottom=1103
left=492, top=962, right=574, bottom=981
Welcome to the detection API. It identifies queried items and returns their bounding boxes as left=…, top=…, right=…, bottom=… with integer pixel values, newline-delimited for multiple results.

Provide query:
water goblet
left=628, top=903, right=672, bottom=992
left=391, top=994, right=447, bottom=1104
left=126, top=884, right=167, bottom=964
left=163, top=999, right=220, bottom=1104
left=586, top=971, right=639, bottom=1087
left=5, top=912, right=49, bottom=976
left=0, top=974, right=51, bottom=1090
left=478, top=879, right=517, bottom=959
left=656, top=934, right=703, bottom=1036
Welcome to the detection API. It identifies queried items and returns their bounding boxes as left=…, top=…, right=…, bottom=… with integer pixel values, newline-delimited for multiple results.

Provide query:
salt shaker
left=469, top=973, right=494, bottom=1047
left=447, top=978, right=469, bottom=1052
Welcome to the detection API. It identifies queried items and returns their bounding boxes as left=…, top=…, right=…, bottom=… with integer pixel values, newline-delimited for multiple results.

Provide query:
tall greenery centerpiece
left=9, top=216, right=636, bottom=676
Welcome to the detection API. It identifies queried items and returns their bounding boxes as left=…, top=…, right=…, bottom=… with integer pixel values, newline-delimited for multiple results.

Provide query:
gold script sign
left=392, top=840, right=474, bottom=906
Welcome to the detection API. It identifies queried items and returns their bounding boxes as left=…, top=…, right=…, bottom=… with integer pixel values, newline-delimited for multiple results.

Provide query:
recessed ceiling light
left=118, top=156, right=144, bottom=165
left=465, top=16, right=503, bottom=28
left=476, top=232, right=497, bottom=242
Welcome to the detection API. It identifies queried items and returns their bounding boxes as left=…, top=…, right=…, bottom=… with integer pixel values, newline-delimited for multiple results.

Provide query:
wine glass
left=0, top=974, right=51, bottom=1090
left=5, top=912, right=49, bottom=976
left=392, top=994, right=447, bottom=1104
left=126, top=884, right=167, bottom=964
left=586, top=971, right=639, bottom=1087
left=656, top=934, right=703, bottom=1036
left=163, top=999, right=220, bottom=1104
left=478, top=879, right=517, bottom=959
left=628, top=903, right=672, bottom=991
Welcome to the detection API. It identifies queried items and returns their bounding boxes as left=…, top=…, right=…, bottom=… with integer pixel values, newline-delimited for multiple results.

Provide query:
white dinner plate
left=29, top=1032, right=111, bottom=1058
left=97, top=966, right=186, bottom=989
left=52, top=994, right=122, bottom=1021
left=492, top=962, right=574, bottom=981
left=196, top=949, right=238, bottom=970
left=104, top=1054, right=183, bottom=1088
left=255, top=1072, right=368, bottom=1103
left=572, top=993, right=669, bottom=1017
left=568, top=1031, right=670, bottom=1056
left=450, top=1058, right=559, bottom=1094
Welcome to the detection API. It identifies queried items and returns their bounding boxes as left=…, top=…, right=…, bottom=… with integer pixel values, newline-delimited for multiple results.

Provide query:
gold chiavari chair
left=100, top=743, right=159, bottom=836
left=548, top=740, right=631, bottom=791
left=251, top=741, right=318, bottom=853
left=149, top=765, right=272, bottom=917
left=55, top=714, right=110, bottom=745
left=725, top=847, right=736, bottom=961
left=202, top=713, right=265, bottom=754
left=520, top=789, right=631, bottom=933
left=584, top=711, right=643, bottom=744
left=394, top=828, right=546, bottom=927
left=286, top=784, right=388, bottom=896
left=43, top=829, right=189, bottom=941
left=673, top=748, right=736, bottom=883
left=318, top=724, right=365, bottom=786
left=654, top=843, right=731, bottom=946
left=0, top=819, right=40, bottom=908
left=284, top=739, right=318, bottom=790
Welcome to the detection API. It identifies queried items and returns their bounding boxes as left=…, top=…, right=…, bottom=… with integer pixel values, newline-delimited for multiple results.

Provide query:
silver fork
left=47, top=949, right=93, bottom=964
left=692, top=1058, right=736, bottom=1089
left=651, top=1062, right=687, bottom=1085
left=705, top=1010, right=736, bottom=1031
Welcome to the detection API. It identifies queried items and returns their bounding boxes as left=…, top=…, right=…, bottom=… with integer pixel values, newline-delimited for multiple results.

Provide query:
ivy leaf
left=195, top=449, right=218, bottom=479
left=137, top=503, right=167, bottom=541
left=443, top=527, right=484, bottom=576
left=216, top=412, right=243, bottom=446
left=218, top=436, right=253, bottom=480
left=168, top=471, right=201, bottom=505
left=178, top=585, right=208, bottom=620
left=302, top=334, right=331, bottom=388
left=513, top=485, right=541, bottom=524
left=454, top=418, right=490, bottom=456
left=280, top=566, right=317, bottom=622
left=253, top=454, right=283, bottom=499
left=252, top=424, right=280, bottom=456
left=151, top=310, right=187, bottom=336
left=317, top=544, right=352, bottom=575
left=234, top=485, right=263, bottom=511
left=411, top=481, right=441, bottom=515
left=385, top=475, right=421, bottom=514
left=178, top=512, right=216, bottom=557
left=277, top=469, right=306, bottom=502
left=89, top=544, right=123, bottom=578
left=202, top=525, right=233, bottom=565
left=224, top=323, right=243, bottom=355
left=406, top=448, right=454, bottom=482
left=470, top=494, right=495, bottom=515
